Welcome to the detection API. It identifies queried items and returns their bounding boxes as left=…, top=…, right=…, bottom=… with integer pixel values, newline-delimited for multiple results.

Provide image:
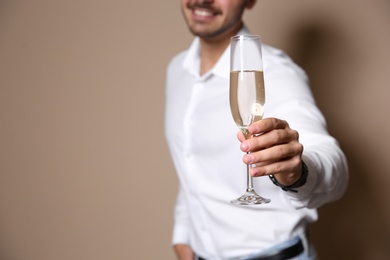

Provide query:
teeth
left=194, top=9, right=213, bottom=17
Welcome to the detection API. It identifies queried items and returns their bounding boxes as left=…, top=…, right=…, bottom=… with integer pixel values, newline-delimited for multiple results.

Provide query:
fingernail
left=243, top=154, right=253, bottom=164
left=241, top=142, right=249, bottom=151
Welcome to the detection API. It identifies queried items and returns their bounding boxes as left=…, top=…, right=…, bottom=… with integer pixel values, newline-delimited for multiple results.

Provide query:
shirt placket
left=183, top=77, right=221, bottom=258
left=182, top=79, right=204, bottom=183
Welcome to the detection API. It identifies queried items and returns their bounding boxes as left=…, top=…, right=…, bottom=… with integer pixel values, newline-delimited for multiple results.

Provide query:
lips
left=186, top=0, right=221, bottom=19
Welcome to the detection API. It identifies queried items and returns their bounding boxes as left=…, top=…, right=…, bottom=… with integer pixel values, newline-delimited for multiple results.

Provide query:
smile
left=194, top=8, right=214, bottom=17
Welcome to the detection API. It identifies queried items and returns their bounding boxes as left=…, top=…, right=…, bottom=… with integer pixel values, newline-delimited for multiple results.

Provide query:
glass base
left=230, top=190, right=271, bottom=206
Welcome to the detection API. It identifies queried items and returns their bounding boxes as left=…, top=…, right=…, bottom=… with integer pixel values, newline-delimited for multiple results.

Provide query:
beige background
left=1, top=0, right=389, bottom=259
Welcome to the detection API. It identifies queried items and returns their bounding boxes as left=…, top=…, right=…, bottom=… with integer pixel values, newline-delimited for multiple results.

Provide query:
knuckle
left=292, top=156, right=302, bottom=165
left=296, top=142, right=304, bottom=154
left=281, top=119, right=289, bottom=128
left=273, top=163, right=283, bottom=174
left=274, top=129, right=284, bottom=140
left=274, top=146, right=285, bottom=159
left=291, top=129, right=299, bottom=138
left=287, top=128, right=299, bottom=139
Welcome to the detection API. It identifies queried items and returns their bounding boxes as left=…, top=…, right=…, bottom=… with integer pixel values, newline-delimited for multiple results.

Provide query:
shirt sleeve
left=263, top=46, right=349, bottom=209
left=172, top=185, right=191, bottom=245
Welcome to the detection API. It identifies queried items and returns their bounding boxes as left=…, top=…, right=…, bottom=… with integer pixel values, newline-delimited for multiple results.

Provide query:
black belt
left=198, top=237, right=304, bottom=260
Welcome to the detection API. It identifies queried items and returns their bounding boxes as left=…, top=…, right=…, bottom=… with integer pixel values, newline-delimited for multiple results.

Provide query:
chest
left=166, top=76, right=238, bottom=155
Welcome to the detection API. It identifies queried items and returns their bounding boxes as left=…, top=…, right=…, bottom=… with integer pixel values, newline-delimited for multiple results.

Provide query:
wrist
left=269, top=161, right=309, bottom=193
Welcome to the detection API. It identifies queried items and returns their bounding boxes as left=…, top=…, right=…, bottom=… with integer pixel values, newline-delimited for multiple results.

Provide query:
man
left=165, top=0, right=348, bottom=259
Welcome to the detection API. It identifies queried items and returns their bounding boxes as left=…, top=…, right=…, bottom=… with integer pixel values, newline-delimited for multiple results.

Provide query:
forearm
left=174, top=244, right=194, bottom=260
left=286, top=138, right=349, bottom=209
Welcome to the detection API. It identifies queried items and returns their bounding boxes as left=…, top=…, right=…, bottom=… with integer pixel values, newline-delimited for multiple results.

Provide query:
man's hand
left=238, top=118, right=303, bottom=186
left=174, top=244, right=194, bottom=260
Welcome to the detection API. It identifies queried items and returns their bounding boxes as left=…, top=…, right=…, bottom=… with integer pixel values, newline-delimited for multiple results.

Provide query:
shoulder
left=166, top=50, right=189, bottom=93
left=262, top=44, right=293, bottom=65
left=261, top=44, right=313, bottom=104
left=167, top=50, right=188, bottom=74
left=262, top=44, right=307, bottom=79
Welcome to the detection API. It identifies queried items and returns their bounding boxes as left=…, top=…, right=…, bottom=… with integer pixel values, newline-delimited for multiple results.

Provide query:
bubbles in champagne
left=229, top=70, right=265, bottom=128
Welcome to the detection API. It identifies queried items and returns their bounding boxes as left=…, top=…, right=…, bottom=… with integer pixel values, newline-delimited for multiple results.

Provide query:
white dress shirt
left=165, top=27, right=348, bottom=260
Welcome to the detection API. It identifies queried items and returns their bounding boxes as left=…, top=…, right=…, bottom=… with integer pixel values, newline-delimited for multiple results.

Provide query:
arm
left=239, top=116, right=348, bottom=209
left=174, top=244, right=194, bottom=260
left=238, top=47, right=349, bottom=208
left=172, top=186, right=194, bottom=259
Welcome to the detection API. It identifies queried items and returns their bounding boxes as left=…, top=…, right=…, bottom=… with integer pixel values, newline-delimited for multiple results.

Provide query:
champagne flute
left=229, top=35, right=271, bottom=205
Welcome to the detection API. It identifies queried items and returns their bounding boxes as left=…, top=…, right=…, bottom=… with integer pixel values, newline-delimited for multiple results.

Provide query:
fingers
left=249, top=118, right=289, bottom=135
left=237, top=118, right=293, bottom=144
left=242, top=142, right=303, bottom=178
left=236, top=118, right=303, bottom=180
left=243, top=141, right=303, bottom=165
left=237, top=118, right=287, bottom=142
left=249, top=155, right=302, bottom=178
left=240, top=127, right=300, bottom=153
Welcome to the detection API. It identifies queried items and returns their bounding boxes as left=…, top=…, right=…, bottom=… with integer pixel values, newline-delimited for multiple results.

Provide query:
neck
left=199, top=23, right=243, bottom=75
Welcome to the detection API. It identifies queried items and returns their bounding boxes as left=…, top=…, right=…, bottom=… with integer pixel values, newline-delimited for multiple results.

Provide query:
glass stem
left=246, top=152, right=254, bottom=192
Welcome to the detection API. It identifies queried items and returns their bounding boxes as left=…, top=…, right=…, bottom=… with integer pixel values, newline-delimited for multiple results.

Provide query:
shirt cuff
left=284, top=154, right=319, bottom=208
left=172, top=224, right=190, bottom=245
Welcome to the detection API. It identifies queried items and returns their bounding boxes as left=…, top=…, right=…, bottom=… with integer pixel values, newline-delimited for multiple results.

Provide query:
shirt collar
left=182, top=26, right=252, bottom=79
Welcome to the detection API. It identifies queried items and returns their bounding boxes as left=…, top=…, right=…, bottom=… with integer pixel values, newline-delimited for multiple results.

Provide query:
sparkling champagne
left=230, top=70, right=265, bottom=138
